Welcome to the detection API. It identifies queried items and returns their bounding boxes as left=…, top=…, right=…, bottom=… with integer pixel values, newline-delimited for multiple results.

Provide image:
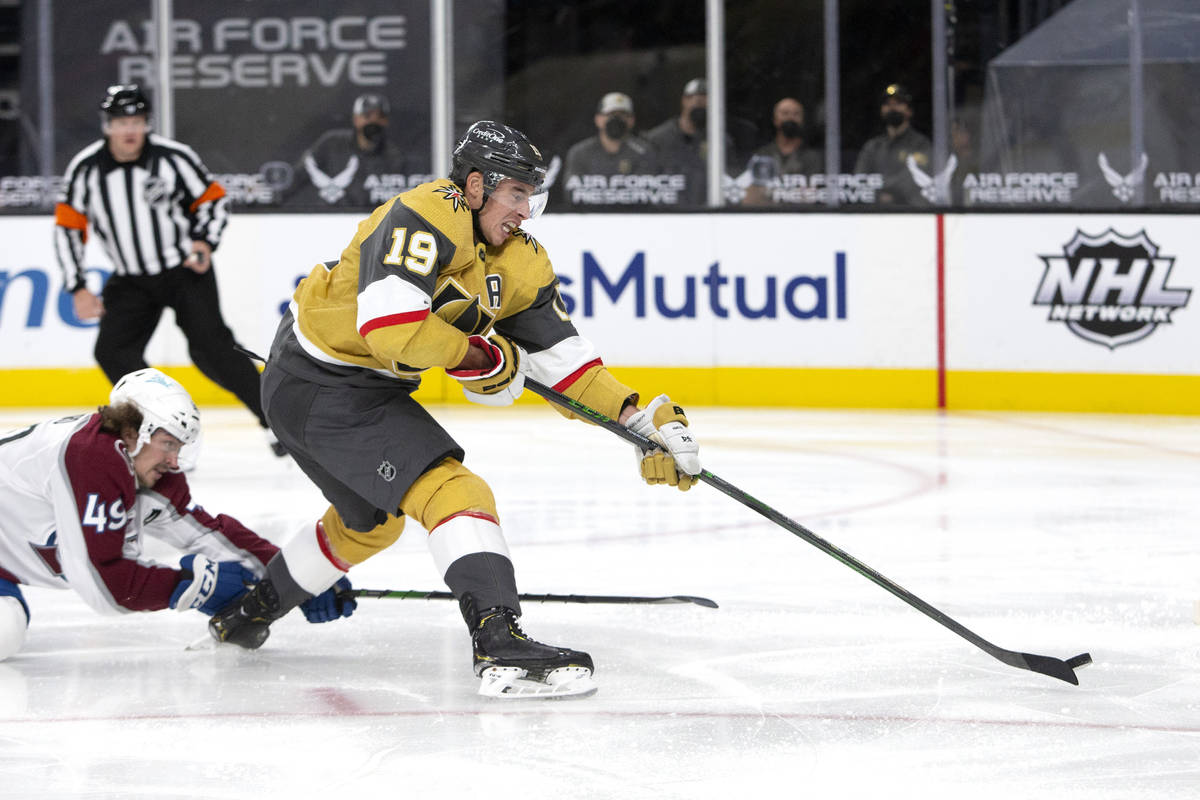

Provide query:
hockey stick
left=186, top=588, right=715, bottom=651
left=523, top=378, right=1092, bottom=685
left=346, top=588, right=718, bottom=608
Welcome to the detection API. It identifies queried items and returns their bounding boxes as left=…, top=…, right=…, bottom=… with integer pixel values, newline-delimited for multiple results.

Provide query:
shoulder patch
left=395, top=180, right=475, bottom=253
left=514, top=229, right=542, bottom=254
left=434, top=183, right=470, bottom=213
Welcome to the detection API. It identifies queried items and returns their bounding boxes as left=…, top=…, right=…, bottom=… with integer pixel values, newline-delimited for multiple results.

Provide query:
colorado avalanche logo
left=30, top=531, right=65, bottom=579
left=435, top=184, right=469, bottom=213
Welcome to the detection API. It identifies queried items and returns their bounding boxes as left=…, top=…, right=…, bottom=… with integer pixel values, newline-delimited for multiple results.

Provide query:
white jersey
left=0, top=413, right=277, bottom=615
left=53, top=133, right=230, bottom=291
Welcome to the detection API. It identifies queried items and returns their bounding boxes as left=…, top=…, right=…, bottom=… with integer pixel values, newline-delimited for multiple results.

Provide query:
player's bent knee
left=320, top=506, right=407, bottom=567
left=0, top=596, right=30, bottom=662
left=400, top=458, right=498, bottom=530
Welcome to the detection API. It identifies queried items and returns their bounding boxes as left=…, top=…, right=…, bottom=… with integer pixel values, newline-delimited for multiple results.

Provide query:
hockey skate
left=208, top=579, right=285, bottom=649
left=471, top=607, right=596, bottom=699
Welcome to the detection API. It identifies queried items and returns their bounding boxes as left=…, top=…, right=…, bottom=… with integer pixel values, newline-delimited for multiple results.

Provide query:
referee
left=54, top=85, right=283, bottom=455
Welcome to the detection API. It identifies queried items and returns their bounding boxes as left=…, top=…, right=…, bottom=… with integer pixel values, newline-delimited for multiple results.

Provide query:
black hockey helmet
left=100, top=84, right=151, bottom=117
left=450, top=121, right=547, bottom=194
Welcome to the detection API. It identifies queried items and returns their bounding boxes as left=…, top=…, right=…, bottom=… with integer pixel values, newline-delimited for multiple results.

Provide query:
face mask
left=361, top=123, right=385, bottom=143
left=687, top=107, right=707, bottom=130
left=603, top=117, right=629, bottom=140
left=883, top=110, right=907, bottom=128
left=779, top=120, right=803, bottom=139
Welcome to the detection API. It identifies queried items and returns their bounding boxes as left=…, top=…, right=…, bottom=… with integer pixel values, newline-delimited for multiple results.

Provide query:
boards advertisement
left=1, top=211, right=1195, bottom=412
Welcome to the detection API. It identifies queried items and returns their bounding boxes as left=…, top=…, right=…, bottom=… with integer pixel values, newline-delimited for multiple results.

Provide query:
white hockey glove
left=169, top=554, right=256, bottom=616
left=624, top=394, right=701, bottom=492
left=446, top=334, right=526, bottom=406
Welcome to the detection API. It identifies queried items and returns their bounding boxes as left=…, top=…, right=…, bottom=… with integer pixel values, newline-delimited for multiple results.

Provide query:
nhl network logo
left=1033, top=229, right=1191, bottom=349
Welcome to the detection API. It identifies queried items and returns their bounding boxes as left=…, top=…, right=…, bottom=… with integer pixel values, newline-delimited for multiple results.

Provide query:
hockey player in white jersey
left=0, top=369, right=354, bottom=661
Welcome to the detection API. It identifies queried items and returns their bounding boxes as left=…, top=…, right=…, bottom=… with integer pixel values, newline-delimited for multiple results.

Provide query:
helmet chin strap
left=117, top=434, right=144, bottom=466
left=463, top=174, right=495, bottom=244
left=135, top=430, right=155, bottom=458
left=123, top=428, right=153, bottom=459
left=471, top=209, right=486, bottom=244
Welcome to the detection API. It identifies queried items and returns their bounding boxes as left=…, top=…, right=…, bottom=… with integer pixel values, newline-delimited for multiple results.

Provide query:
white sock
left=281, top=523, right=347, bottom=595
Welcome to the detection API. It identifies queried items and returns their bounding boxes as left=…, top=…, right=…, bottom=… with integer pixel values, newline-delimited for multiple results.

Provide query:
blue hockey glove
left=169, top=554, right=256, bottom=616
left=299, top=576, right=357, bottom=623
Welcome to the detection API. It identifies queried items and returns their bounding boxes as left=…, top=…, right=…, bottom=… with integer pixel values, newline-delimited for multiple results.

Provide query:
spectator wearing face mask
left=297, top=93, right=414, bottom=207
left=644, top=78, right=734, bottom=206
left=561, top=92, right=658, bottom=206
left=741, top=97, right=824, bottom=206
left=853, top=83, right=932, bottom=205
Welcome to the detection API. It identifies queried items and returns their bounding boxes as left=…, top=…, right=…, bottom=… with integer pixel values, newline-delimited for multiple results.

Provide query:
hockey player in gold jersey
left=209, top=121, right=700, bottom=698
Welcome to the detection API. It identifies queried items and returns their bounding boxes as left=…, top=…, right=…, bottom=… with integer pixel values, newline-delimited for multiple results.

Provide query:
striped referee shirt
left=54, top=133, right=229, bottom=291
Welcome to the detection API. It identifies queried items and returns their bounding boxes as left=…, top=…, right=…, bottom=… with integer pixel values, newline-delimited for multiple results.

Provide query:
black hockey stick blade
left=347, top=588, right=718, bottom=608
left=996, top=650, right=1092, bottom=686
left=522, top=377, right=1090, bottom=686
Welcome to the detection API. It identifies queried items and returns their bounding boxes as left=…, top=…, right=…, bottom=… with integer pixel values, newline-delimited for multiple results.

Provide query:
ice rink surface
left=0, top=403, right=1197, bottom=799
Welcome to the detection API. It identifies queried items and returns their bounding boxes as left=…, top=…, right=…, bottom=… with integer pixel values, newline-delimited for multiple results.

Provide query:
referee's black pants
left=94, top=265, right=267, bottom=427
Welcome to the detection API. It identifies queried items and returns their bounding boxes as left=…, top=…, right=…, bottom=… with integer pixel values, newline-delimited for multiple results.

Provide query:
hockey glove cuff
left=170, top=554, right=256, bottom=616
left=447, top=334, right=526, bottom=406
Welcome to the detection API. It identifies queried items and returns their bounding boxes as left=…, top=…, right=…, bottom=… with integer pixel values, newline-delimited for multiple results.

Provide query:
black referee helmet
left=100, top=84, right=151, bottom=117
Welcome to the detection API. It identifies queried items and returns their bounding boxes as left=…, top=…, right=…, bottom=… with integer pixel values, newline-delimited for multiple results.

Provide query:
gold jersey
left=285, top=180, right=635, bottom=419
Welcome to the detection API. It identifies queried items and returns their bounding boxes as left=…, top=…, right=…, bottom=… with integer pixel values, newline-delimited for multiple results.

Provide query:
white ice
left=0, top=404, right=1197, bottom=799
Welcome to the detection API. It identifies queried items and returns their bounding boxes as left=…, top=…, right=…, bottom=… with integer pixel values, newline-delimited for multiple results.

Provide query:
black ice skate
left=208, top=579, right=285, bottom=649
left=471, top=607, right=596, bottom=699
